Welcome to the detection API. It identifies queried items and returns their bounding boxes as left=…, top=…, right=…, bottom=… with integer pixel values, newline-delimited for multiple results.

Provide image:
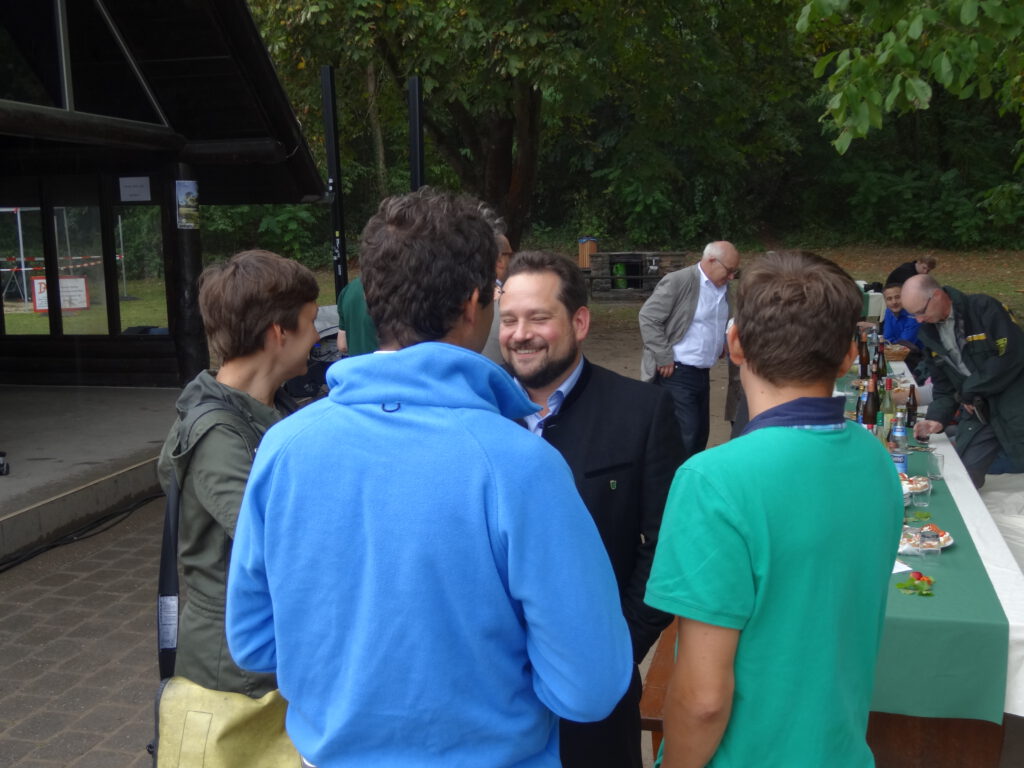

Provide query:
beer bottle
left=875, top=411, right=888, bottom=449
left=862, top=377, right=879, bottom=430
left=880, top=377, right=896, bottom=436
left=874, top=340, right=886, bottom=377
left=906, top=385, right=918, bottom=428
left=858, top=332, right=870, bottom=379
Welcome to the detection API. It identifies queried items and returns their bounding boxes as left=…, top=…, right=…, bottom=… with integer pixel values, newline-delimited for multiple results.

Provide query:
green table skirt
left=871, top=450, right=1008, bottom=723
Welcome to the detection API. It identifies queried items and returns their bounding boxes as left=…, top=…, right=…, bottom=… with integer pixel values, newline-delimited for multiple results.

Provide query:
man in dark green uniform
left=904, top=274, right=1024, bottom=487
left=336, top=275, right=378, bottom=356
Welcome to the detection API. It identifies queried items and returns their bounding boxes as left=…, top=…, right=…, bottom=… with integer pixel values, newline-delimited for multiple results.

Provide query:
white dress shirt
left=672, top=263, right=728, bottom=368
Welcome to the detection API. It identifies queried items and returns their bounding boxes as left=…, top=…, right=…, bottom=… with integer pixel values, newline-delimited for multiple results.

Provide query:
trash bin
left=612, top=261, right=627, bottom=289
left=578, top=237, right=597, bottom=269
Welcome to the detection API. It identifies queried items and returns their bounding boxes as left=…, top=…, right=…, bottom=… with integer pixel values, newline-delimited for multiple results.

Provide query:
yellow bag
left=152, top=676, right=299, bottom=767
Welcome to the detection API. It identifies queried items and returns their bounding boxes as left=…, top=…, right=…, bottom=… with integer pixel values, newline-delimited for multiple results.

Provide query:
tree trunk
left=503, top=85, right=542, bottom=249
left=366, top=61, right=388, bottom=199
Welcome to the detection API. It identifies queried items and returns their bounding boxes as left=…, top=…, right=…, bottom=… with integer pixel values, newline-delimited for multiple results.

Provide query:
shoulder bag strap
left=154, top=400, right=259, bottom=680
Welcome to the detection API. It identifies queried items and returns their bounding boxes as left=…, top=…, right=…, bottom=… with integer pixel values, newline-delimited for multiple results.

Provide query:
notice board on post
left=32, top=276, right=90, bottom=312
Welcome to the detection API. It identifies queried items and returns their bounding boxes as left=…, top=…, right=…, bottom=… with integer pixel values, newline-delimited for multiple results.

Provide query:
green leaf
left=906, top=77, right=933, bottom=105
left=854, top=99, right=870, bottom=134
left=867, top=99, right=883, bottom=129
left=833, top=129, right=854, bottom=154
left=813, top=51, right=837, bottom=78
left=796, top=3, right=812, bottom=33
left=885, top=75, right=903, bottom=111
left=908, top=14, right=923, bottom=40
left=961, top=0, right=979, bottom=24
left=937, top=52, right=954, bottom=86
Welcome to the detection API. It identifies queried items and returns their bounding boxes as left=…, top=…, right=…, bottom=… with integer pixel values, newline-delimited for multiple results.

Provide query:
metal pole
left=117, top=218, right=128, bottom=303
left=15, top=207, right=27, bottom=301
left=62, top=206, right=71, bottom=268
left=321, top=65, right=348, bottom=299
left=408, top=76, right=425, bottom=191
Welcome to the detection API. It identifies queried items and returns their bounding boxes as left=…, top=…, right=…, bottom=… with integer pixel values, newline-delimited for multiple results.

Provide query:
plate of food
left=898, top=523, right=954, bottom=554
left=899, top=473, right=930, bottom=495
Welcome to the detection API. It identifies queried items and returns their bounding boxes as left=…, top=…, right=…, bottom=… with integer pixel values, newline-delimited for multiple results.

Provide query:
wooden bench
left=639, top=618, right=677, bottom=755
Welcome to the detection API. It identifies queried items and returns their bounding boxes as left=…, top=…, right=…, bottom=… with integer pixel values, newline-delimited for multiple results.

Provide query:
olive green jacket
left=157, top=370, right=293, bottom=697
left=919, top=287, right=1024, bottom=467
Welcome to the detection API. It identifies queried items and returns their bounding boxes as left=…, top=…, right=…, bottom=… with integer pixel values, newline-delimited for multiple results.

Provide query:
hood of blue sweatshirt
left=324, top=340, right=539, bottom=420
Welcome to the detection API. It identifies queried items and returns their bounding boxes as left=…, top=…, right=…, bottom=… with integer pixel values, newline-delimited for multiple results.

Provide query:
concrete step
left=1, top=458, right=162, bottom=563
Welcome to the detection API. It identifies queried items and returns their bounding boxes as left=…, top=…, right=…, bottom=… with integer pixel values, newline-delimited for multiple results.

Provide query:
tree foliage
left=798, top=0, right=1024, bottom=156
left=220, top=0, right=1024, bottom=256
left=251, top=0, right=636, bottom=245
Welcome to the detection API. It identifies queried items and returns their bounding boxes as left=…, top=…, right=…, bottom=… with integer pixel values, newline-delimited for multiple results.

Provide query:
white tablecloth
left=935, top=433, right=1024, bottom=715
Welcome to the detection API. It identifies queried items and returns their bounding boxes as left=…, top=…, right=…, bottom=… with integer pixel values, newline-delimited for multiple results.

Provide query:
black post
left=408, top=76, right=425, bottom=191
left=321, top=65, right=348, bottom=299
left=98, top=176, right=121, bottom=335
left=163, top=164, right=208, bottom=384
left=38, top=179, right=62, bottom=336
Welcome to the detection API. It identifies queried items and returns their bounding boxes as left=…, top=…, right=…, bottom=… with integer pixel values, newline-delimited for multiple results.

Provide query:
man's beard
left=509, top=341, right=579, bottom=390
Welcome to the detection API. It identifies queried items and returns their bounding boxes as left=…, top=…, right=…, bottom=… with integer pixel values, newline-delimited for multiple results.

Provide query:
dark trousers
left=657, top=363, right=711, bottom=460
left=960, top=422, right=1013, bottom=488
left=560, top=665, right=642, bottom=768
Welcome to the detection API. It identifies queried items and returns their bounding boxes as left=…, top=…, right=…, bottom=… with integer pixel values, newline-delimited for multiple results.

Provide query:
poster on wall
left=32, top=276, right=90, bottom=312
left=119, top=176, right=151, bottom=202
left=176, top=180, right=199, bottom=229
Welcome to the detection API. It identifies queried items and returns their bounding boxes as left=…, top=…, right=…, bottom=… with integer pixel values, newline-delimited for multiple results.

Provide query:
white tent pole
left=16, top=207, right=27, bottom=301
left=118, top=214, right=127, bottom=297
left=62, top=207, right=72, bottom=266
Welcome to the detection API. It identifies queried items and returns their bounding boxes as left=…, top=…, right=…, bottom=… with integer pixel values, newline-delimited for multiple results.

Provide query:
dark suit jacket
left=540, top=358, right=684, bottom=662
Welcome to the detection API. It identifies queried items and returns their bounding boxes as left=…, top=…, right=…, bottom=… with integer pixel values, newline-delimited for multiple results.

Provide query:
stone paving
left=0, top=353, right=733, bottom=767
left=0, top=498, right=163, bottom=767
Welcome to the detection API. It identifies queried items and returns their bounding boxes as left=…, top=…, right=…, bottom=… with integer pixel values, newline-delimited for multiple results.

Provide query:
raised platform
left=0, top=385, right=180, bottom=562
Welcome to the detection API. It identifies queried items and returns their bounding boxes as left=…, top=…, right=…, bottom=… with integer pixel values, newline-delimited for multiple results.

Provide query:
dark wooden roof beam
left=180, top=138, right=288, bottom=164
left=0, top=100, right=184, bottom=152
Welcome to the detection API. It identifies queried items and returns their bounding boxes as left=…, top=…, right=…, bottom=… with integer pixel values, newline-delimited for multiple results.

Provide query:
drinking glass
left=927, top=453, right=944, bottom=480
left=912, top=485, right=931, bottom=508
left=917, top=528, right=942, bottom=557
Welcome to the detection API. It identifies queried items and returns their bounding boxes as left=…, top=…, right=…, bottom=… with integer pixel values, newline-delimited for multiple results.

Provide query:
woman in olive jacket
left=157, top=250, right=319, bottom=696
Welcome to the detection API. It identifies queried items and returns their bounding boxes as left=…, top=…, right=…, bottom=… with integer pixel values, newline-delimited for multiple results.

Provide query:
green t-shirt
left=645, top=423, right=903, bottom=768
left=337, top=277, right=378, bottom=356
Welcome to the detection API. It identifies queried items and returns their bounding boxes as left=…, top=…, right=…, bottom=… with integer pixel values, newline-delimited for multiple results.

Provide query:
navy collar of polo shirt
left=740, top=396, right=846, bottom=437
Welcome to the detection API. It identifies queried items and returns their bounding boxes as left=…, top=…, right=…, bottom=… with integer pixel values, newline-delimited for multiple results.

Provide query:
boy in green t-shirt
left=645, top=251, right=903, bottom=768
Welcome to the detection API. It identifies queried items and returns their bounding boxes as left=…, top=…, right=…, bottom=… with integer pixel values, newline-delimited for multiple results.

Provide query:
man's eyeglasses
left=908, top=291, right=935, bottom=318
left=712, top=258, right=740, bottom=278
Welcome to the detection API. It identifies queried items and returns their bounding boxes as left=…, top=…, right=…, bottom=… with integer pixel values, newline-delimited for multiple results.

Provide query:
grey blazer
left=638, top=264, right=704, bottom=382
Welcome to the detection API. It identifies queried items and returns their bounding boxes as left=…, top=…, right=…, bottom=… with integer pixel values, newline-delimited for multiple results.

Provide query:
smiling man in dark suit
left=499, top=250, right=685, bottom=768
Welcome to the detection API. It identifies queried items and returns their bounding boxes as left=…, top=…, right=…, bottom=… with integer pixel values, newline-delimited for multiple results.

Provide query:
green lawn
left=4, top=250, right=1020, bottom=335
left=3, top=278, right=168, bottom=334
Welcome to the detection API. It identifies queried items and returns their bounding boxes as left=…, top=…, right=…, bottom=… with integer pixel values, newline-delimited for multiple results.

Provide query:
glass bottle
left=858, top=332, right=870, bottom=379
left=862, top=377, right=879, bottom=431
left=875, top=411, right=888, bottom=449
left=874, top=340, right=887, bottom=377
left=906, top=385, right=918, bottom=428
left=880, top=377, right=896, bottom=436
left=891, top=408, right=908, bottom=451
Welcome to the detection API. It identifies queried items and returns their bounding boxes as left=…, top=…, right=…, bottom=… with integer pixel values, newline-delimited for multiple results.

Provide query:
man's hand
left=913, top=419, right=943, bottom=440
left=658, top=363, right=675, bottom=379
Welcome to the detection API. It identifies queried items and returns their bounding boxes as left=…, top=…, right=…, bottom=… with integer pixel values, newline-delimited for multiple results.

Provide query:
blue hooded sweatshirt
left=227, top=342, right=633, bottom=767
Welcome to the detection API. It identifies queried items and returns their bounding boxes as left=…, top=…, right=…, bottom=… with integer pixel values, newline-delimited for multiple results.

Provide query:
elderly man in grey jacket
left=638, top=241, right=740, bottom=458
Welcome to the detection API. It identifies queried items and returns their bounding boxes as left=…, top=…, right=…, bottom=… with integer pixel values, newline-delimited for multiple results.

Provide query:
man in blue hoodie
left=226, top=188, right=633, bottom=768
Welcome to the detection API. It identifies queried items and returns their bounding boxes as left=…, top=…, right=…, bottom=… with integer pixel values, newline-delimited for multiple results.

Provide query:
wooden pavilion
left=0, top=0, right=324, bottom=386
